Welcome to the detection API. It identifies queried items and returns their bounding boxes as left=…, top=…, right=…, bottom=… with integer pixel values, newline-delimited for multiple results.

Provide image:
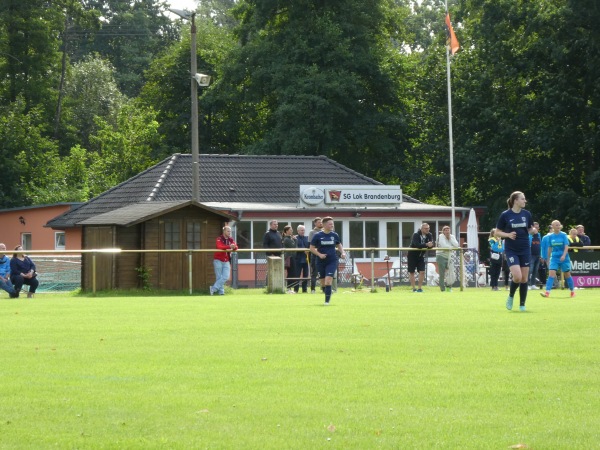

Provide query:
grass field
left=1, top=287, right=599, bottom=449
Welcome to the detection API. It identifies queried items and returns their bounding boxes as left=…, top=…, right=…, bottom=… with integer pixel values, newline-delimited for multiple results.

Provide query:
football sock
left=546, top=276, right=555, bottom=292
left=519, top=282, right=528, bottom=306
left=566, top=277, right=574, bottom=291
left=509, top=281, right=518, bottom=297
left=324, top=285, right=332, bottom=303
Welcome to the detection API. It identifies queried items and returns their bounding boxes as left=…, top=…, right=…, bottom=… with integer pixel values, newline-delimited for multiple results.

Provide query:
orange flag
left=445, top=13, right=460, bottom=55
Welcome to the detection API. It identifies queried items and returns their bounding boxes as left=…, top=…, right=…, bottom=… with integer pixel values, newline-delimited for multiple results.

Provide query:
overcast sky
left=166, top=0, right=199, bottom=13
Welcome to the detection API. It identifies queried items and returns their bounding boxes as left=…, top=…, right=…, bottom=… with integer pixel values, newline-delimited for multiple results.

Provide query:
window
left=186, top=222, right=201, bottom=249
left=236, top=221, right=252, bottom=260
left=164, top=221, right=180, bottom=249
left=386, top=223, right=400, bottom=257
left=349, top=221, right=380, bottom=258
left=21, top=233, right=32, bottom=251
left=402, top=222, right=415, bottom=247
left=55, top=232, right=66, bottom=250
left=349, top=221, right=364, bottom=258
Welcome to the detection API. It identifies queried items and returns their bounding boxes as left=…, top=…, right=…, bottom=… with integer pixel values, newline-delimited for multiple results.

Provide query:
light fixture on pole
left=169, top=8, right=204, bottom=202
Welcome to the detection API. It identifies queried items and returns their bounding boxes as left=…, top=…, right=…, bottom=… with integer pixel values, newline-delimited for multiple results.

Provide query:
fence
left=8, top=247, right=599, bottom=294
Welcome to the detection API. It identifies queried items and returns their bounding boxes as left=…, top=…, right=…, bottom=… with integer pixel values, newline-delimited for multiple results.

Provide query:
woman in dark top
left=10, top=245, right=39, bottom=298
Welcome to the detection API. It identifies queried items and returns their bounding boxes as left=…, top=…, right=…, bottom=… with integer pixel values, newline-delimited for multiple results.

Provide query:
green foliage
left=134, top=265, right=152, bottom=290
left=63, top=54, right=125, bottom=149
left=87, top=100, right=162, bottom=197
left=0, top=100, right=59, bottom=206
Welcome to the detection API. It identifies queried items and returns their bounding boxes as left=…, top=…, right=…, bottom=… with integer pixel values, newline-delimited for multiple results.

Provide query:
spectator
left=488, top=229, right=503, bottom=291
left=282, top=225, right=297, bottom=294
left=10, top=245, right=39, bottom=298
left=408, top=223, right=434, bottom=292
left=576, top=225, right=591, bottom=252
left=436, top=225, right=458, bottom=292
left=528, top=222, right=542, bottom=289
left=308, top=217, right=323, bottom=294
left=294, top=225, right=310, bottom=293
left=263, top=220, right=282, bottom=256
left=0, top=243, right=18, bottom=298
left=210, top=226, right=238, bottom=296
left=567, top=228, right=583, bottom=252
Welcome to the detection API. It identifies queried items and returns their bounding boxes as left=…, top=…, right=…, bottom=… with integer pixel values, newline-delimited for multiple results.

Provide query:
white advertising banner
left=299, top=185, right=402, bottom=206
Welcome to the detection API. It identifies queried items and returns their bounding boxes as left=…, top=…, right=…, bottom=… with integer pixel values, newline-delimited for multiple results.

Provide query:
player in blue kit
left=541, top=220, right=575, bottom=298
left=310, top=216, right=345, bottom=305
left=495, top=191, right=538, bottom=311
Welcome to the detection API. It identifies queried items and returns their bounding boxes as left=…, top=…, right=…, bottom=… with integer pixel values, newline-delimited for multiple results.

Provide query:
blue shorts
left=549, top=257, right=571, bottom=273
left=316, top=258, right=338, bottom=279
left=504, top=251, right=531, bottom=268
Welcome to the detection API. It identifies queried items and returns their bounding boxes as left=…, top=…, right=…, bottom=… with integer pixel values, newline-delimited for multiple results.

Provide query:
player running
left=310, top=217, right=345, bottom=305
left=541, top=220, right=576, bottom=298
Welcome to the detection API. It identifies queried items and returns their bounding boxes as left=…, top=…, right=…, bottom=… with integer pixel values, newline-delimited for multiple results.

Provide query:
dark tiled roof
left=47, top=154, right=420, bottom=228
left=78, top=201, right=234, bottom=226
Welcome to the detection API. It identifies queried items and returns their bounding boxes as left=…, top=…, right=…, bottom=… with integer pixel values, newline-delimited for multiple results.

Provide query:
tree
left=71, top=0, right=179, bottom=97
left=62, top=54, right=125, bottom=150
left=87, top=100, right=162, bottom=197
left=202, top=0, right=412, bottom=178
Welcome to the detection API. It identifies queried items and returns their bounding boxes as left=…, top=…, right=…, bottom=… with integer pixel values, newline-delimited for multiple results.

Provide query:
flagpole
left=447, top=43, right=456, bottom=236
left=445, top=2, right=457, bottom=236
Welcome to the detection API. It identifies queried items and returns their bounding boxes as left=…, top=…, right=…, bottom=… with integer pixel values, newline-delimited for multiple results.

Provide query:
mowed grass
left=1, top=287, right=599, bottom=449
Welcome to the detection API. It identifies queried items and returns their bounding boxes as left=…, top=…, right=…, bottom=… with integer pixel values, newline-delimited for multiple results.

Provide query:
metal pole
left=92, top=252, right=96, bottom=294
left=188, top=250, right=193, bottom=294
left=190, top=13, right=200, bottom=202
left=370, top=249, right=375, bottom=293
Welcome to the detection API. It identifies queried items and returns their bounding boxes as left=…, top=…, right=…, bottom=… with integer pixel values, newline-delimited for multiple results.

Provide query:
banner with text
left=299, top=185, right=402, bottom=207
left=570, top=251, right=600, bottom=288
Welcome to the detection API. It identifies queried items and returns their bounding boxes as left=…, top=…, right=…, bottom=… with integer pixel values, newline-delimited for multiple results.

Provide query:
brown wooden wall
left=82, top=226, right=115, bottom=291
left=82, top=205, right=228, bottom=292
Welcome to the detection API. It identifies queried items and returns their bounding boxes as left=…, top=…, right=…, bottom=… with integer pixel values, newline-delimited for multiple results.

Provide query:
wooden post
left=267, top=256, right=285, bottom=294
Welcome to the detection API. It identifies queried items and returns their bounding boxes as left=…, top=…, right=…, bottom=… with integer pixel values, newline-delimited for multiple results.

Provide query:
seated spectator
left=0, top=243, right=18, bottom=298
left=10, top=245, right=39, bottom=298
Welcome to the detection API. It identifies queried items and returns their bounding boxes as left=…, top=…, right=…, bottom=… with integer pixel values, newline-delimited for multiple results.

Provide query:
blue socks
left=546, top=276, right=555, bottom=292
left=566, top=277, right=574, bottom=291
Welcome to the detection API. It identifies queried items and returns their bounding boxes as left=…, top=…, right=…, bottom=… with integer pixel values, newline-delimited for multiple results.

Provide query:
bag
left=284, top=256, right=291, bottom=269
left=491, top=252, right=500, bottom=261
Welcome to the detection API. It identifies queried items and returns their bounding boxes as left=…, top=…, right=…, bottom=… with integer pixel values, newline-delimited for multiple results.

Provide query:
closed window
left=164, top=221, right=180, bottom=249
left=55, top=232, right=66, bottom=250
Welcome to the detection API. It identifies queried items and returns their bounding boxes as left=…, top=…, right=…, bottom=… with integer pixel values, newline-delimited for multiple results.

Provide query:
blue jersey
left=540, top=233, right=552, bottom=259
left=311, top=231, right=341, bottom=260
left=548, top=231, right=570, bottom=259
left=496, top=208, right=533, bottom=254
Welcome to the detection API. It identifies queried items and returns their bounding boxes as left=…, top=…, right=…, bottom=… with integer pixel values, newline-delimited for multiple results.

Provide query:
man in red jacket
left=210, top=226, right=238, bottom=295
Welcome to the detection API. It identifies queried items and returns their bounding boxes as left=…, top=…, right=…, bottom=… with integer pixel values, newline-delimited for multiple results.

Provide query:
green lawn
left=1, top=287, right=599, bottom=449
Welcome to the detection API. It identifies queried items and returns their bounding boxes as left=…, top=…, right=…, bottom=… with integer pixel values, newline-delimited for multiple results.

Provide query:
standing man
left=528, top=222, right=542, bottom=289
left=294, top=225, right=310, bottom=293
left=0, top=243, right=18, bottom=298
left=436, top=226, right=459, bottom=292
left=576, top=225, right=591, bottom=252
left=263, top=220, right=282, bottom=256
left=308, top=217, right=323, bottom=294
left=408, top=223, right=434, bottom=292
left=310, top=217, right=345, bottom=305
left=495, top=191, right=537, bottom=312
left=210, top=226, right=238, bottom=295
